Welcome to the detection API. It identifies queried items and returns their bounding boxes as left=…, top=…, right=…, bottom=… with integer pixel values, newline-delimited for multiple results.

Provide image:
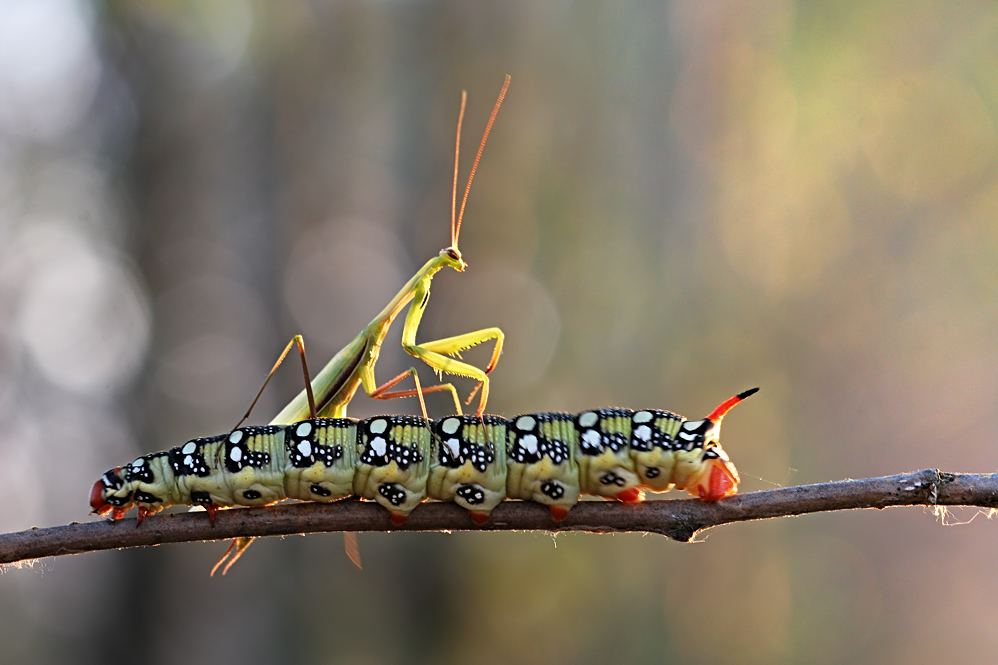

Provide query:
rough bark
left=3, top=469, right=996, bottom=566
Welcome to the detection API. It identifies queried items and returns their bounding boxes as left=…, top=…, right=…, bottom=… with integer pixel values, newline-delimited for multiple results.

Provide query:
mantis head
left=439, top=246, right=467, bottom=272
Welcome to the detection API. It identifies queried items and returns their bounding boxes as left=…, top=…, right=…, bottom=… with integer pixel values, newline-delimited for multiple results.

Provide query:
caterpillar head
left=90, top=468, right=134, bottom=520
left=686, top=387, right=758, bottom=502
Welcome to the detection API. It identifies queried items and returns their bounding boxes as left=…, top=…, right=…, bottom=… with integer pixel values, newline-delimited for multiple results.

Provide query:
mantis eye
left=446, top=248, right=461, bottom=261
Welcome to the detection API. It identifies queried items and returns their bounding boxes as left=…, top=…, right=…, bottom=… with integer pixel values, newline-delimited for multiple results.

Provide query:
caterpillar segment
left=506, top=412, right=580, bottom=521
left=352, top=415, right=432, bottom=525
left=283, top=418, right=359, bottom=502
left=427, top=415, right=508, bottom=526
left=90, top=388, right=758, bottom=527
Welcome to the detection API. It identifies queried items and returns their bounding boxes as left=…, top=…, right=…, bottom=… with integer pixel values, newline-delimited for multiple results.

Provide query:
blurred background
left=1, top=0, right=998, bottom=663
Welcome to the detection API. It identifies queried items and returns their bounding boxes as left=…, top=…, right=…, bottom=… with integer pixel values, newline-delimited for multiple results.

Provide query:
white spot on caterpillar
left=582, top=430, right=602, bottom=448
left=445, top=438, right=461, bottom=457
left=441, top=417, right=461, bottom=435
left=678, top=431, right=696, bottom=441
left=229, top=430, right=244, bottom=444
left=183, top=454, right=193, bottom=467
left=578, top=412, right=598, bottom=428
left=182, top=441, right=196, bottom=455
left=682, top=420, right=703, bottom=431
left=515, top=416, right=536, bottom=431
left=131, top=459, right=144, bottom=468
left=296, top=422, right=313, bottom=437
left=369, top=418, right=388, bottom=435
left=633, top=411, right=653, bottom=424
left=370, top=436, right=387, bottom=457
left=230, top=447, right=243, bottom=462
left=634, top=425, right=651, bottom=442
left=297, top=441, right=312, bottom=457
left=521, top=434, right=538, bottom=454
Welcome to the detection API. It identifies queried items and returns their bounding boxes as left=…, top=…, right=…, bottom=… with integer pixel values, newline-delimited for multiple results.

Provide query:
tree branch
left=3, top=469, right=997, bottom=566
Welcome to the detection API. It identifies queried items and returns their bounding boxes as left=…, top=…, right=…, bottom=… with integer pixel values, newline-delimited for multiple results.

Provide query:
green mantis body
left=270, top=245, right=503, bottom=425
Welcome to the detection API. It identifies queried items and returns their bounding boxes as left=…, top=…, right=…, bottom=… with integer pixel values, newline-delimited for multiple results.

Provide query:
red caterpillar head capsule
left=90, top=468, right=134, bottom=519
left=686, top=387, right=758, bottom=501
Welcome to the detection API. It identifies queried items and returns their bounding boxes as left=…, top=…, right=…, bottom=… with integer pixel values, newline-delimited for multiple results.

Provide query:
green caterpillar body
left=91, top=389, right=756, bottom=526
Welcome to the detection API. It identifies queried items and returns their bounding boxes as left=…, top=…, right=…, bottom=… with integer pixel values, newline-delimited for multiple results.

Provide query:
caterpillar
left=90, top=388, right=757, bottom=526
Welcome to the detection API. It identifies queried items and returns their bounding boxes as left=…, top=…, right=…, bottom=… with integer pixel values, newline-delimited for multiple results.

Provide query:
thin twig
left=3, top=469, right=997, bottom=566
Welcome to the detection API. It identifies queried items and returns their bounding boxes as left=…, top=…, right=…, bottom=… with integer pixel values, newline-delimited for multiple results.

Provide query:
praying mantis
left=213, top=75, right=511, bottom=573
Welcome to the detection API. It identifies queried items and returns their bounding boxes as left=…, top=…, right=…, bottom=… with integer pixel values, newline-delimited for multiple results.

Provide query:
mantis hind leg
left=235, top=334, right=317, bottom=430
left=210, top=537, right=254, bottom=577
left=212, top=335, right=317, bottom=575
